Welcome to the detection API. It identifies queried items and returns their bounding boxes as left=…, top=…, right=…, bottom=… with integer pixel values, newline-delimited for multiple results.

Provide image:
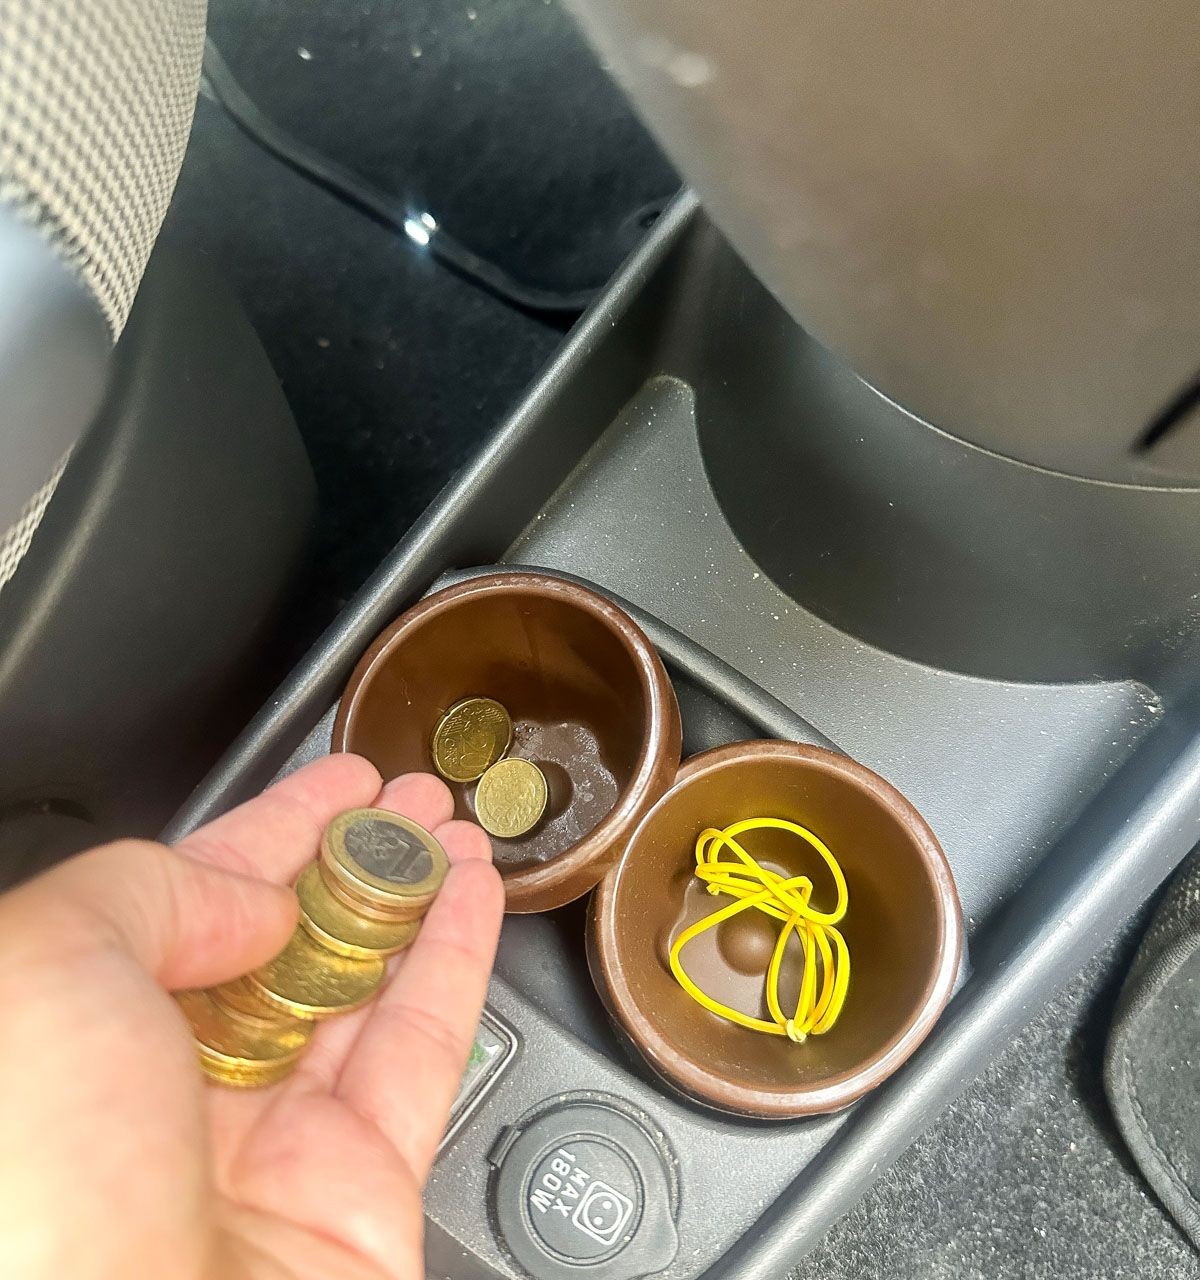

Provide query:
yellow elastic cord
left=667, top=818, right=851, bottom=1042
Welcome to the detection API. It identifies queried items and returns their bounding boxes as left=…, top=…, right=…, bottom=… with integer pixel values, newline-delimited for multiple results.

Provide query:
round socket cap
left=488, top=1095, right=678, bottom=1280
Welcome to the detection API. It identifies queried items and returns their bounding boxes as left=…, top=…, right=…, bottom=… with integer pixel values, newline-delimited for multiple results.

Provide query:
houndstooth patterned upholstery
left=0, top=447, right=69, bottom=591
left=0, top=0, right=206, bottom=593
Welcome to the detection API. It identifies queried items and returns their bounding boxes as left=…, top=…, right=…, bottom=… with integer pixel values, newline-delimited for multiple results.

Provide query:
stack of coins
left=179, top=807, right=449, bottom=1087
left=431, top=697, right=549, bottom=839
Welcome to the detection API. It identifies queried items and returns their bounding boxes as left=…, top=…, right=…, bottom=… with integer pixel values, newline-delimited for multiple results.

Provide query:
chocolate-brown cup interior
left=590, top=740, right=962, bottom=1118
left=333, top=573, right=682, bottom=912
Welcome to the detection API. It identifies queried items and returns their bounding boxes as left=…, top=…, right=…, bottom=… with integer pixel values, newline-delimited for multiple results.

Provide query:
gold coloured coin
left=320, top=808, right=449, bottom=920
left=296, top=862, right=420, bottom=960
left=211, top=975, right=297, bottom=1022
left=247, top=927, right=385, bottom=1019
left=474, top=758, right=548, bottom=839
left=177, top=989, right=312, bottom=1088
left=431, top=696, right=512, bottom=783
left=197, top=1053, right=298, bottom=1089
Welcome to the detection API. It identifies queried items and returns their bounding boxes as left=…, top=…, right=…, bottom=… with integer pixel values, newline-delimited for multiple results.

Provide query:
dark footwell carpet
left=806, top=936, right=1197, bottom=1280
left=161, top=0, right=676, bottom=656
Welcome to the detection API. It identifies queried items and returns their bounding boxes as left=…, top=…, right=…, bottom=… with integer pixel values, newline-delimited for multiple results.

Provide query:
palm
left=0, top=755, right=502, bottom=1280
left=206, top=1078, right=425, bottom=1279
left=193, top=761, right=501, bottom=1280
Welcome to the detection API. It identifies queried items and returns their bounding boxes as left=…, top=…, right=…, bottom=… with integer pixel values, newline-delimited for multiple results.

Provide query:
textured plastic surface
left=0, top=248, right=314, bottom=878
left=165, top=201, right=1200, bottom=1276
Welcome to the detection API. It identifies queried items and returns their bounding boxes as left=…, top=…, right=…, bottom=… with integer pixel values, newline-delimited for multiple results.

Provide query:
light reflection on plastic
left=403, top=211, right=438, bottom=247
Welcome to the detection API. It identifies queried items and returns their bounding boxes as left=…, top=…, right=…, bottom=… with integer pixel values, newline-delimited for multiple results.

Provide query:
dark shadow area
left=159, top=0, right=677, bottom=664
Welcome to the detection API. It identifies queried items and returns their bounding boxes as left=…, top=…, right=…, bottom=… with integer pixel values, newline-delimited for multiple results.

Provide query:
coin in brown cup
left=474, top=758, right=549, bottom=838
left=431, top=696, right=512, bottom=783
left=589, top=740, right=963, bottom=1119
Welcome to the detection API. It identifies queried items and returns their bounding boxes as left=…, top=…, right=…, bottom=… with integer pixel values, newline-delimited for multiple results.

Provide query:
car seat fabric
left=0, top=0, right=207, bottom=590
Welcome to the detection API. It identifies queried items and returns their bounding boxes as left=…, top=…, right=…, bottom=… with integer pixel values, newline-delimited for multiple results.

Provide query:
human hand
left=0, top=755, right=504, bottom=1280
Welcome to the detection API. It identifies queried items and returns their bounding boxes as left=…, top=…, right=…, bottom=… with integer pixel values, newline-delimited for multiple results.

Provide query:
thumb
left=13, top=839, right=298, bottom=989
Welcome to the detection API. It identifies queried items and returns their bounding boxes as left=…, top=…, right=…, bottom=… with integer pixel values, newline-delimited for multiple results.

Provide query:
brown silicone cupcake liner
left=589, top=739, right=963, bottom=1118
left=334, top=571, right=682, bottom=912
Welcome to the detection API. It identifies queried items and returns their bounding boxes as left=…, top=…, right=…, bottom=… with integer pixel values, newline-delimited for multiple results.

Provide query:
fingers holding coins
left=179, top=807, right=449, bottom=1088
left=184, top=687, right=553, bottom=1087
